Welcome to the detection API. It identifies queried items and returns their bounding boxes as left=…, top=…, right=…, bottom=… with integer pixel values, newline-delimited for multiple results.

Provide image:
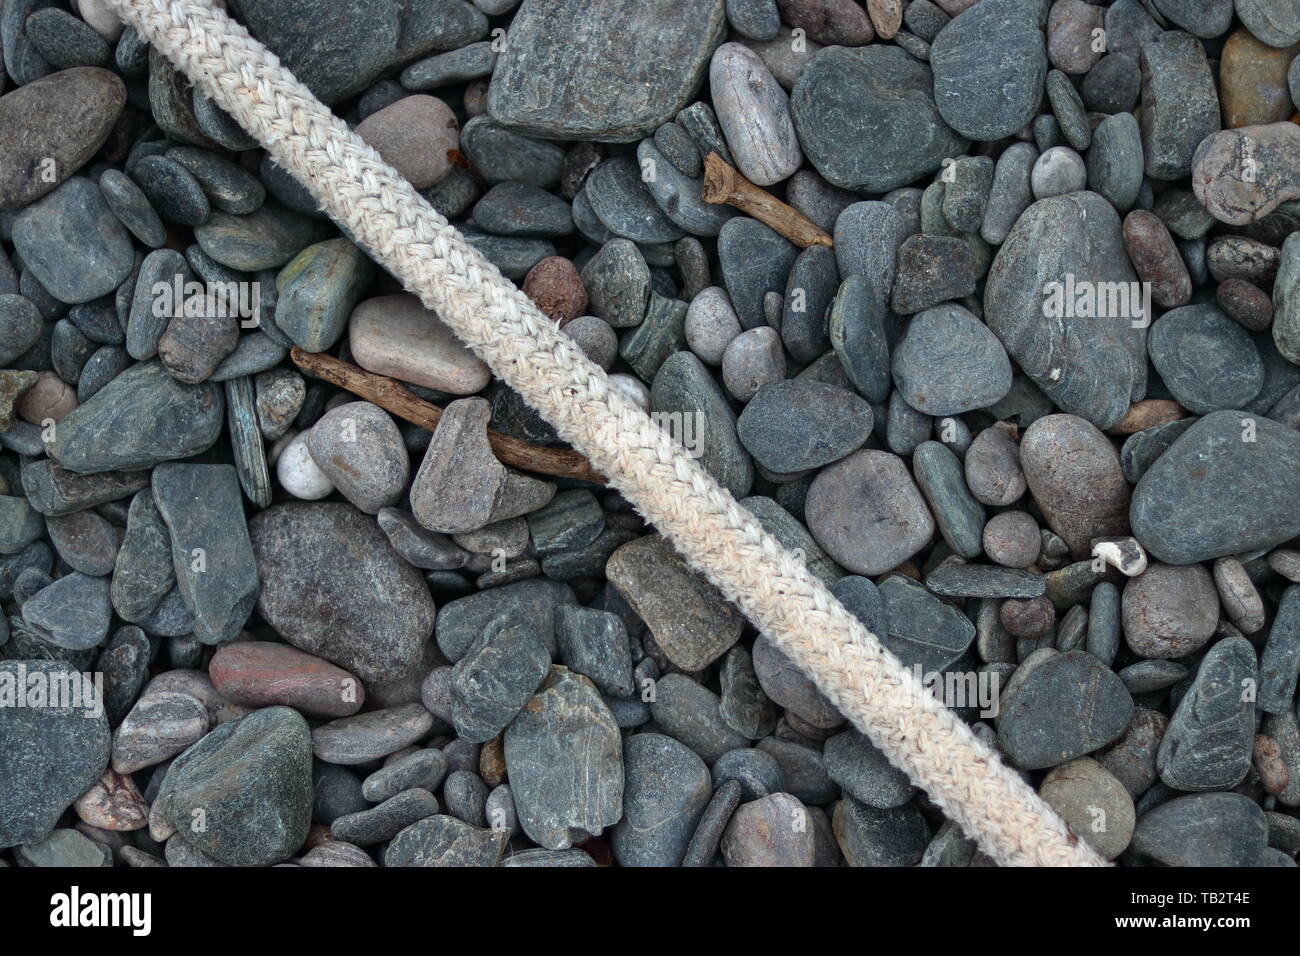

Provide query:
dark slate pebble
left=877, top=574, right=974, bottom=671
left=651, top=672, right=750, bottom=763
left=717, top=216, right=798, bottom=330
left=611, top=733, right=711, bottom=866
left=132, top=155, right=210, bottom=226
left=1148, top=304, right=1263, bottom=414
left=651, top=350, right=752, bottom=498
left=21, top=572, right=111, bottom=650
left=924, top=563, right=1045, bottom=599
left=737, top=379, right=873, bottom=473
left=829, top=273, right=892, bottom=403
left=450, top=614, right=551, bottom=743
left=997, top=650, right=1133, bottom=770
left=824, top=730, right=915, bottom=809
left=384, top=814, right=508, bottom=866
left=1139, top=31, right=1220, bottom=181
left=892, top=303, right=1011, bottom=414
left=890, top=236, right=978, bottom=315
left=913, top=441, right=985, bottom=560
left=1131, top=792, right=1267, bottom=866
left=435, top=577, right=575, bottom=662
left=555, top=604, right=634, bottom=698
left=472, top=181, right=573, bottom=239
left=832, top=796, right=930, bottom=866
left=781, top=244, right=839, bottom=362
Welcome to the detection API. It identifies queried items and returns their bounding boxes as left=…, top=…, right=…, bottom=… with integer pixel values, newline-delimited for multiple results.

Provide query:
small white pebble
left=277, top=430, right=335, bottom=500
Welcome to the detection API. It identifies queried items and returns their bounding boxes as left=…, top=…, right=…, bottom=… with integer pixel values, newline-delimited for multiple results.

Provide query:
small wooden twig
left=701, top=152, right=834, bottom=249
left=290, top=347, right=606, bottom=484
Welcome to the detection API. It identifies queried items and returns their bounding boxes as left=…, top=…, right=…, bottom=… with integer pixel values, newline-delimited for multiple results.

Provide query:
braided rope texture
left=105, top=0, right=1105, bottom=866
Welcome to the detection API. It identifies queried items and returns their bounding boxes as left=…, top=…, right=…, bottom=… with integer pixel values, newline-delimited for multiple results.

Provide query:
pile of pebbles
left=2, top=0, right=1300, bottom=868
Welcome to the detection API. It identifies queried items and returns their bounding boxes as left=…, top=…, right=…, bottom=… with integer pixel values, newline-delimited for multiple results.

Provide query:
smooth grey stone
left=929, top=0, right=1047, bottom=140
left=636, top=139, right=734, bottom=237
left=1260, top=586, right=1300, bottom=714
left=1120, top=418, right=1195, bottom=485
left=147, top=48, right=216, bottom=147
left=192, top=91, right=259, bottom=151
left=710, top=41, right=801, bottom=186
left=0, top=495, right=43, bottom=555
left=905, top=0, right=950, bottom=40
left=651, top=672, right=751, bottom=764
left=94, top=625, right=151, bottom=727
left=893, top=303, right=1012, bottom=415
left=0, top=66, right=125, bottom=208
left=913, top=441, right=985, bottom=560
left=503, top=667, right=623, bottom=850
left=1152, top=0, right=1231, bottom=36
left=99, top=169, right=165, bottom=248
left=275, top=239, right=374, bottom=353
left=1148, top=305, right=1263, bottom=414
left=163, top=835, right=226, bottom=867
left=377, top=508, right=469, bottom=571
left=780, top=244, right=838, bottom=362
left=311, top=704, right=435, bottom=765
left=737, top=379, right=873, bottom=474
left=681, top=779, right=743, bottom=866
left=0, top=660, right=111, bottom=847
left=753, top=632, right=841, bottom=729
left=251, top=503, right=435, bottom=682
left=442, top=771, right=489, bottom=827
left=151, top=463, right=258, bottom=646
left=486, top=0, right=725, bottom=142
left=829, top=274, right=891, bottom=403
left=459, top=117, right=565, bottom=190
left=154, top=706, right=312, bottom=866
left=11, top=177, right=133, bottom=305
left=586, top=157, right=684, bottom=244
left=650, top=350, right=752, bottom=497
left=1237, top=0, right=1300, bottom=45
left=985, top=191, right=1147, bottom=429
left=555, top=604, right=633, bottom=698
left=718, top=645, right=778, bottom=739
left=785, top=170, right=856, bottom=233
left=711, top=747, right=784, bottom=798
left=436, top=578, right=575, bottom=662
left=924, top=563, right=1045, bottom=599
left=998, top=650, right=1133, bottom=770
left=306, top=401, right=407, bottom=514
left=806, top=449, right=934, bottom=576
left=612, top=733, right=711, bottom=866
left=21, top=572, right=111, bottom=650
left=726, top=0, right=780, bottom=39
left=420, top=166, right=482, bottom=219
left=384, top=814, right=508, bottom=866
left=824, top=730, right=915, bottom=809
left=451, top=614, right=550, bottom=743
left=831, top=575, right=888, bottom=641
left=16, top=828, right=112, bottom=867
left=1082, top=52, right=1140, bottom=114
left=1117, top=659, right=1188, bottom=694
left=1131, top=410, right=1300, bottom=564
left=0, top=294, right=42, bottom=365
left=400, top=41, right=496, bottom=89
left=792, top=44, right=968, bottom=192
left=45, top=509, right=118, bottom=576
left=77, top=345, right=129, bottom=402
left=21, top=460, right=148, bottom=517
left=1045, top=69, right=1090, bottom=151
left=1156, top=636, right=1256, bottom=791
left=48, top=360, right=224, bottom=474
left=193, top=202, right=333, bottom=272
left=472, top=181, right=573, bottom=239
left=111, top=489, right=174, bottom=624
left=1139, top=31, right=1220, bottom=181
left=964, top=424, right=1026, bottom=506
left=1086, top=111, right=1144, bottom=214
left=166, top=147, right=265, bottom=216
left=832, top=796, right=930, bottom=866
left=942, top=156, right=994, bottom=232
left=982, top=142, right=1038, bottom=245
left=135, top=587, right=195, bottom=638
left=582, top=238, right=650, bottom=329
left=1131, top=792, right=1267, bottom=866
left=722, top=791, right=816, bottom=866
left=876, top=574, right=975, bottom=672
left=127, top=249, right=190, bottom=361
left=111, top=689, right=208, bottom=774
left=0, top=542, right=53, bottom=602
left=132, top=155, right=210, bottom=226
left=718, top=216, right=798, bottom=330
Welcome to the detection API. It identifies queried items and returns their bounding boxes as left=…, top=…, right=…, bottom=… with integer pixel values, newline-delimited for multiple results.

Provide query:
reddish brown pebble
left=1121, top=210, right=1191, bottom=309
left=16, top=370, right=77, bottom=424
left=1254, top=734, right=1289, bottom=795
left=480, top=734, right=507, bottom=787
left=776, top=0, right=874, bottom=46
left=865, top=0, right=902, bottom=39
left=355, top=94, right=459, bottom=190
left=982, top=511, right=1041, bottom=568
left=209, top=641, right=365, bottom=718
left=1219, top=30, right=1300, bottom=129
left=522, top=255, right=588, bottom=322
left=73, top=769, right=148, bottom=831
left=304, top=823, right=336, bottom=849
left=1106, top=399, right=1188, bottom=435
left=1000, top=595, right=1056, bottom=639
left=1216, top=277, right=1274, bottom=331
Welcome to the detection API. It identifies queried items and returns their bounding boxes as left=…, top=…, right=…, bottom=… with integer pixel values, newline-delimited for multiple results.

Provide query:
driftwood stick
left=290, top=347, right=606, bottom=485
left=701, top=152, right=834, bottom=249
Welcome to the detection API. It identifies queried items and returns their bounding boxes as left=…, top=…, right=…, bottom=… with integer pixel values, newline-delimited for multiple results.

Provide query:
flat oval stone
left=0, top=660, right=111, bottom=847
left=611, top=732, right=711, bottom=866
left=1148, top=304, right=1263, bottom=414
left=355, top=94, right=459, bottom=190
left=250, top=503, right=435, bottom=682
left=737, top=379, right=873, bottom=473
left=46, top=359, right=224, bottom=475
left=193, top=202, right=333, bottom=272
left=650, top=350, right=752, bottom=498
left=892, top=304, right=1011, bottom=415
left=717, top=216, right=798, bottom=330
left=1020, top=414, right=1130, bottom=558
left=791, top=44, right=968, bottom=193
left=832, top=796, right=930, bottom=866
left=0, top=67, right=125, bottom=210
left=1038, top=756, right=1134, bottom=860
left=930, top=0, right=1047, bottom=140
left=12, top=177, right=134, bottom=305
left=710, top=41, right=801, bottom=186
left=274, top=238, right=375, bottom=353
left=806, top=450, right=935, bottom=576
left=306, top=401, right=408, bottom=514
left=210, top=642, right=364, bottom=718
left=997, top=650, right=1133, bottom=770
left=986, top=192, right=1147, bottom=429
left=964, top=424, right=1026, bottom=506
left=1122, top=562, right=1220, bottom=659
left=1131, top=409, right=1300, bottom=563
left=385, top=813, right=508, bottom=866
left=585, top=157, right=684, bottom=244
left=311, top=704, right=435, bottom=765
left=1156, top=635, right=1256, bottom=790
left=1131, top=792, right=1267, bottom=866
left=486, top=0, right=725, bottom=142
left=348, top=294, right=490, bottom=394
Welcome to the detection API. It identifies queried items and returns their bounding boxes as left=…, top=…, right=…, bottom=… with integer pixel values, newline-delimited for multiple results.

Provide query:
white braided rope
left=105, top=0, right=1105, bottom=866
